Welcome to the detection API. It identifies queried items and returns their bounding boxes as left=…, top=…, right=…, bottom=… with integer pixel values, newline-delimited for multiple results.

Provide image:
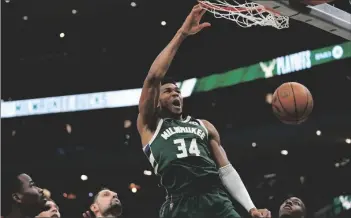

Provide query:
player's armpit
left=200, top=119, right=230, bottom=168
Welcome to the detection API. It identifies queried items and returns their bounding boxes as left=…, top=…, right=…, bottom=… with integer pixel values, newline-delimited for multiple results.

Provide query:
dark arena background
left=2, top=0, right=351, bottom=218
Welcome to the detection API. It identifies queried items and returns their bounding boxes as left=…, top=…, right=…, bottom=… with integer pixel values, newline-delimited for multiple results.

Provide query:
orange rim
left=198, top=0, right=282, bottom=16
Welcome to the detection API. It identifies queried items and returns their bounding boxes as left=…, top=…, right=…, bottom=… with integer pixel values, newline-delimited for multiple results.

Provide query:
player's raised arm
left=138, top=4, right=211, bottom=130
left=201, top=119, right=271, bottom=218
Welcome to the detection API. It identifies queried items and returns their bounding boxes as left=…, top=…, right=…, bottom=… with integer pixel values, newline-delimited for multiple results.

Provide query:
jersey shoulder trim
left=182, top=116, right=191, bottom=123
left=142, top=118, right=164, bottom=150
left=197, top=119, right=209, bottom=140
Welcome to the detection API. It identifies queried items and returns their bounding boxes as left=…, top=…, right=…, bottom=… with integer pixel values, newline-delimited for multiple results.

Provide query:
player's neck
left=8, top=204, right=35, bottom=218
left=7, top=207, right=22, bottom=218
left=159, top=110, right=182, bottom=120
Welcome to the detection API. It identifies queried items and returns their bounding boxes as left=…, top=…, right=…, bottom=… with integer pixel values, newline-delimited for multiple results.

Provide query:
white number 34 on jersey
left=173, top=138, right=201, bottom=158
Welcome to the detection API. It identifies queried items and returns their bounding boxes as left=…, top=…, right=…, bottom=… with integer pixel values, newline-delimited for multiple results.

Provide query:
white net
left=199, top=0, right=289, bottom=29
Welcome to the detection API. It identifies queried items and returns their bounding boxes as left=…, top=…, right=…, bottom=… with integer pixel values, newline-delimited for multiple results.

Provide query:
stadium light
left=81, top=175, right=88, bottom=181
left=281, top=150, right=288, bottom=155
left=144, top=170, right=152, bottom=176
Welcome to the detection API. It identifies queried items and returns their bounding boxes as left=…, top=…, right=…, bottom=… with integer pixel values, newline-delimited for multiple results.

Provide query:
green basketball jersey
left=143, top=116, right=220, bottom=194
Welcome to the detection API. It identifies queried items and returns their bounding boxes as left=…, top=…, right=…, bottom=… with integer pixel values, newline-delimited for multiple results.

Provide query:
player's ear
left=90, top=203, right=98, bottom=213
left=156, top=99, right=162, bottom=112
left=157, top=98, right=161, bottom=107
left=12, top=193, right=22, bottom=203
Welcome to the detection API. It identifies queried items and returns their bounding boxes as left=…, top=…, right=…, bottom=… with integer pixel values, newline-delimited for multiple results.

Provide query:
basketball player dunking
left=137, top=4, right=271, bottom=218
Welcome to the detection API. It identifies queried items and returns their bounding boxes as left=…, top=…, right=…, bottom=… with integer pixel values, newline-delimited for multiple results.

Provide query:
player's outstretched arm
left=201, top=120, right=271, bottom=218
left=137, top=4, right=211, bottom=131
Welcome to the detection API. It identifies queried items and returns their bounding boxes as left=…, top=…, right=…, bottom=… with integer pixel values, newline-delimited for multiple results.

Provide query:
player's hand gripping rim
left=178, top=4, right=211, bottom=36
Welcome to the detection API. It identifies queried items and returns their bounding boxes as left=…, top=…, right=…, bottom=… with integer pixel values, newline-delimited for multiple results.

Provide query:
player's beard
left=158, top=106, right=182, bottom=119
left=103, top=200, right=122, bottom=217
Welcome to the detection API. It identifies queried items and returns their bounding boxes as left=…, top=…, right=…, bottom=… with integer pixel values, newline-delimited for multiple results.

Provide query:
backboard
left=252, top=0, right=351, bottom=40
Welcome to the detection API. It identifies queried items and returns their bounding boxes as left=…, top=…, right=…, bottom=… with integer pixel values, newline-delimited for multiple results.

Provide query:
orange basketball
left=272, top=82, right=313, bottom=124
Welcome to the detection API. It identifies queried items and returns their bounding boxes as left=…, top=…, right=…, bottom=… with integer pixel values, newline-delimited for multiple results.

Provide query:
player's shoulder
left=188, top=117, right=202, bottom=126
left=186, top=117, right=212, bottom=129
left=183, top=115, right=203, bottom=125
left=195, top=119, right=218, bottom=136
left=194, top=118, right=213, bottom=128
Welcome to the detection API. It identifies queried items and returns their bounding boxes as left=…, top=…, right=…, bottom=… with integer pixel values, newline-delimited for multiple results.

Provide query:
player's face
left=159, top=83, right=183, bottom=115
left=15, top=174, right=46, bottom=208
left=94, top=189, right=122, bottom=216
left=279, top=197, right=305, bottom=218
left=36, top=201, right=60, bottom=218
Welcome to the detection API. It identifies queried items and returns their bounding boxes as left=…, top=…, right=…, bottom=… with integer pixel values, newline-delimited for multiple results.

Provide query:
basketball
left=272, top=82, right=313, bottom=124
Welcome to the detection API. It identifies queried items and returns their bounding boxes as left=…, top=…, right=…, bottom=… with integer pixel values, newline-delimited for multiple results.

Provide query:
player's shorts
left=159, top=187, right=241, bottom=218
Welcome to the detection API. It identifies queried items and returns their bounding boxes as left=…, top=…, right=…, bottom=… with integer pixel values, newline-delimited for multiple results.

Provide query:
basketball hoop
left=199, top=0, right=289, bottom=29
